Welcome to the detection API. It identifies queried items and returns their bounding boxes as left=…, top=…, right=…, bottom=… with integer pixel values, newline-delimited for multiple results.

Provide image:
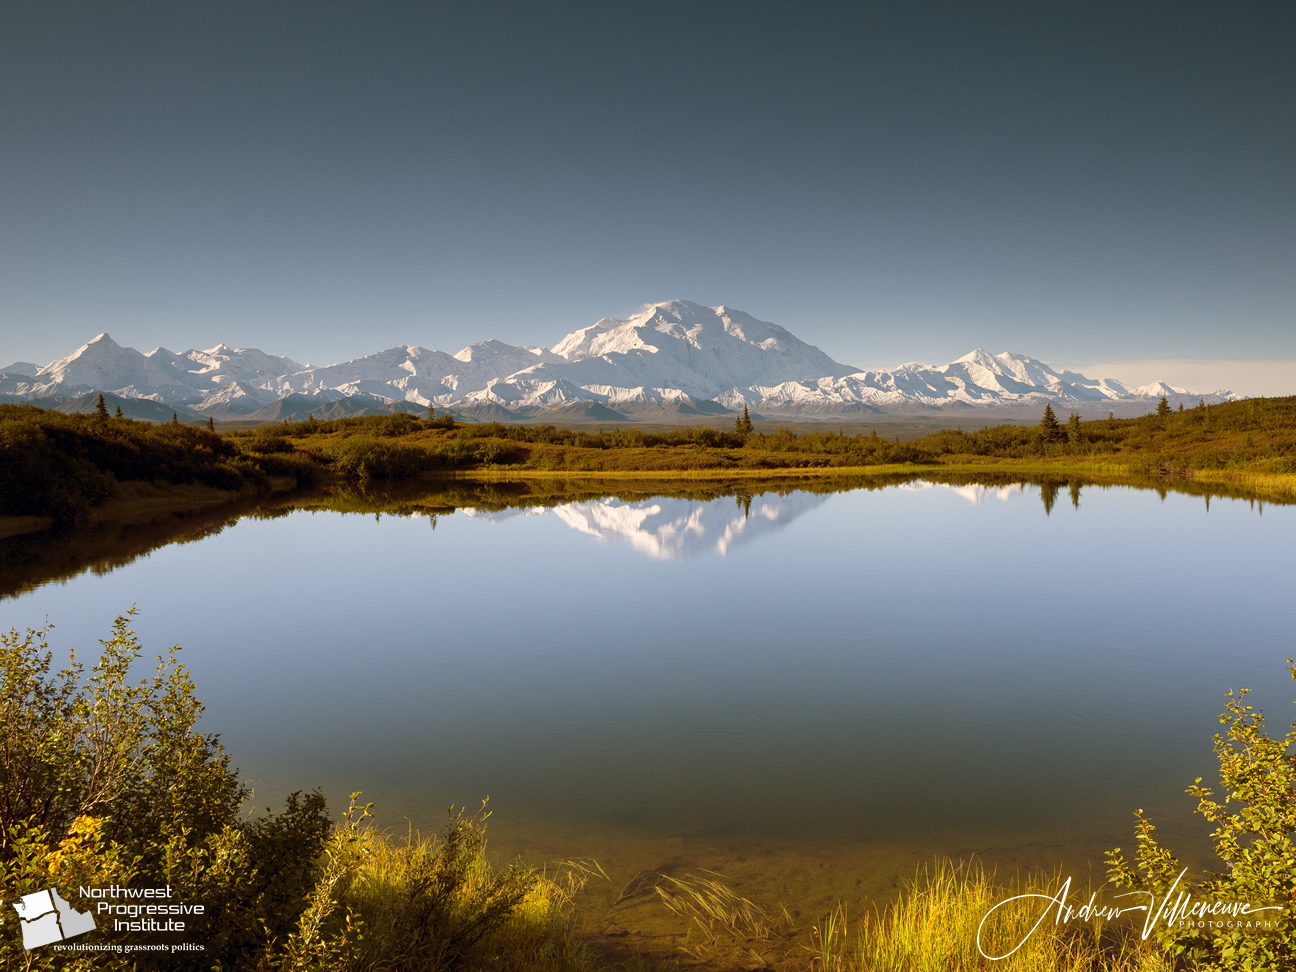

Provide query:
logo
left=12, top=888, right=96, bottom=950
left=977, top=870, right=1284, bottom=961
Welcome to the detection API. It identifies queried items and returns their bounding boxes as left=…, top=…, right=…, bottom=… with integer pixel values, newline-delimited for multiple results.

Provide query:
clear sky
left=2, top=2, right=1293, bottom=394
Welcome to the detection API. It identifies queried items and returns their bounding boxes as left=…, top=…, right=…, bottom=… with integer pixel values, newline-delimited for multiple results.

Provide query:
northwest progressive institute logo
left=12, top=888, right=96, bottom=950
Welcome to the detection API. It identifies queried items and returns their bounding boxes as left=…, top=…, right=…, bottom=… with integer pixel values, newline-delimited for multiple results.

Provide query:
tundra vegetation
left=3, top=396, right=1296, bottom=528
left=3, top=613, right=1294, bottom=969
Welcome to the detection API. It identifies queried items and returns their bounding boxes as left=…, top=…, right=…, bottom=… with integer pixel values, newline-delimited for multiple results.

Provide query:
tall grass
left=808, top=860, right=1177, bottom=972
left=279, top=797, right=600, bottom=972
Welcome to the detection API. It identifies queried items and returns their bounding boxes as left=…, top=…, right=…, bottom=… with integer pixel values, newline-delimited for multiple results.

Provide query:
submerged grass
left=652, top=869, right=780, bottom=962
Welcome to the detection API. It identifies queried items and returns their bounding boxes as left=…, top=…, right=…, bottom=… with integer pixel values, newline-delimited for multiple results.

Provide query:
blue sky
left=2, top=2, right=1293, bottom=393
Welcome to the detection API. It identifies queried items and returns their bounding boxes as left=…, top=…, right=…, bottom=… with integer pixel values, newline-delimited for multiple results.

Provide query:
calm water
left=3, top=479, right=1293, bottom=911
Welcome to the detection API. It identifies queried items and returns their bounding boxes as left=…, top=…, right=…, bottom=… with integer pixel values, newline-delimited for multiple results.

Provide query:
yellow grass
left=809, top=860, right=1176, bottom=972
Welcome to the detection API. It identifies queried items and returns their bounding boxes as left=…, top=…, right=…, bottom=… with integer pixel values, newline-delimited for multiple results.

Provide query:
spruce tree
left=171, top=412, right=178, bottom=424
left=94, top=392, right=109, bottom=419
left=207, top=416, right=215, bottom=431
left=734, top=404, right=753, bottom=436
left=1039, top=403, right=1060, bottom=441
left=114, top=405, right=123, bottom=419
left=1066, top=411, right=1081, bottom=445
left=1156, top=396, right=1172, bottom=416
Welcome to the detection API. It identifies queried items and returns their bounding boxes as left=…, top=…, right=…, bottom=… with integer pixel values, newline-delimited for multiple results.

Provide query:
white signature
left=977, top=869, right=1284, bottom=961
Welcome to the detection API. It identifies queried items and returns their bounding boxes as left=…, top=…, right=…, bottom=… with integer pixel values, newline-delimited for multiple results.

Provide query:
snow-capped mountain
left=2, top=300, right=1237, bottom=420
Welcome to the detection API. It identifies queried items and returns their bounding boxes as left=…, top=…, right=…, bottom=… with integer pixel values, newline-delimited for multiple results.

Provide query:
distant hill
left=57, top=391, right=203, bottom=423
left=539, top=401, right=631, bottom=423
left=246, top=395, right=424, bottom=422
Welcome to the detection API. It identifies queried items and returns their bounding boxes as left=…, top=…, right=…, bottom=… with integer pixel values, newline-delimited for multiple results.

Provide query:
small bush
left=1106, top=659, right=1296, bottom=970
left=322, top=436, right=440, bottom=479
left=0, top=612, right=331, bottom=970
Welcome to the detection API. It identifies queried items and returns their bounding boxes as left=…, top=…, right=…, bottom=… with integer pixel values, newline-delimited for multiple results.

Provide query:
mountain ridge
left=1, top=301, right=1238, bottom=421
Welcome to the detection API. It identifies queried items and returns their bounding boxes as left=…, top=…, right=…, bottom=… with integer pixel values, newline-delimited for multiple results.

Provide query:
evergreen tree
left=94, top=392, right=109, bottom=418
left=171, top=412, right=178, bottom=423
left=1039, top=403, right=1061, bottom=441
left=1066, top=411, right=1082, bottom=445
left=426, top=404, right=436, bottom=421
left=114, top=405, right=123, bottom=418
left=1156, top=396, right=1172, bottom=416
left=734, top=404, right=753, bottom=435
left=207, top=415, right=215, bottom=431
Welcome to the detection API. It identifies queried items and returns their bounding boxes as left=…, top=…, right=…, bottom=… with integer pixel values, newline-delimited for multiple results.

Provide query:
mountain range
left=0, top=300, right=1236, bottom=422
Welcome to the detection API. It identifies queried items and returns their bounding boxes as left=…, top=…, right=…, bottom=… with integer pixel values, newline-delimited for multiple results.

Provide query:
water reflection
left=0, top=471, right=1282, bottom=595
left=464, top=493, right=831, bottom=558
left=898, top=482, right=1021, bottom=505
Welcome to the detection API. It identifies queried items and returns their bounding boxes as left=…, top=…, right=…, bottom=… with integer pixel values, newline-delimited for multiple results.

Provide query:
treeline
left=8, top=398, right=1295, bottom=517
left=247, top=412, right=930, bottom=476
left=908, top=396, right=1296, bottom=471
left=0, top=405, right=275, bottom=523
left=254, top=396, right=1296, bottom=478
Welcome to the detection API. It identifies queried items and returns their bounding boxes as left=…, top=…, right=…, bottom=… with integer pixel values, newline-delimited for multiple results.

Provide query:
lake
left=3, top=475, right=1293, bottom=920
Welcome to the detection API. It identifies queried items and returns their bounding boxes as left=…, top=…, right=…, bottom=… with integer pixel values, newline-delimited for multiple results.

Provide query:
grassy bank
left=257, top=395, right=1296, bottom=498
left=5, top=398, right=1296, bottom=538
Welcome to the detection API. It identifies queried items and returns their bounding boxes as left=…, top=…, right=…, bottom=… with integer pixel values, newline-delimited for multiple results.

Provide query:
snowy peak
left=548, top=300, right=858, bottom=398
left=9, top=303, right=1239, bottom=419
left=36, top=332, right=192, bottom=396
left=181, top=344, right=305, bottom=383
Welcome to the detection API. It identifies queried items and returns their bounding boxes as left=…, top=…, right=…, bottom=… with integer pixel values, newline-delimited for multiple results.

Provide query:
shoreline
left=4, top=461, right=1293, bottom=544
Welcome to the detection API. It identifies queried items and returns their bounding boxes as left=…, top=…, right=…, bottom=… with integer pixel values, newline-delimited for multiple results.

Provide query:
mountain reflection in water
left=461, top=493, right=831, bottom=559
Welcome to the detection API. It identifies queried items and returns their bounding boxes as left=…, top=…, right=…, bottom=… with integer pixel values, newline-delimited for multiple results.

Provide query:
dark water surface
left=3, top=479, right=1293, bottom=914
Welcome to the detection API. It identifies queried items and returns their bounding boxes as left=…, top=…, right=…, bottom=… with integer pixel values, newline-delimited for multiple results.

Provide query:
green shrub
left=0, top=405, right=272, bottom=522
left=240, top=430, right=296, bottom=454
left=250, top=450, right=325, bottom=486
left=1106, top=659, right=1296, bottom=970
left=0, top=611, right=331, bottom=970
left=322, top=436, right=440, bottom=479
